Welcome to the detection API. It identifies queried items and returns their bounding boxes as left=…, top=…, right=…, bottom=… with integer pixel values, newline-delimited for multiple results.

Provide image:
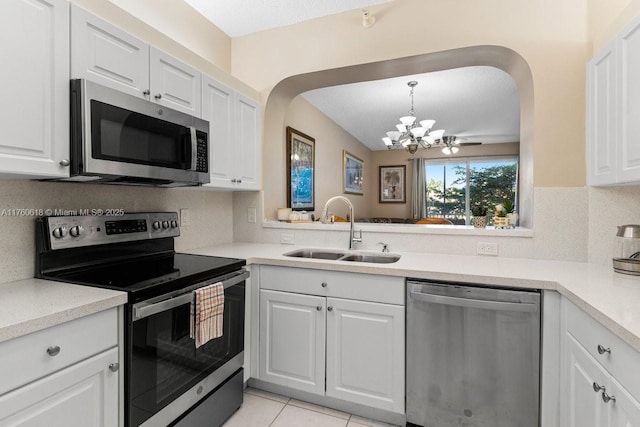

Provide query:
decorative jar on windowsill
left=493, top=216, right=510, bottom=229
left=470, top=205, right=488, bottom=228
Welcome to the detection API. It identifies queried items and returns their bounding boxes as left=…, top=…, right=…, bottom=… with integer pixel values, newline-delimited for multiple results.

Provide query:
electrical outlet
left=180, top=208, right=189, bottom=226
left=477, top=242, right=498, bottom=256
left=280, top=233, right=295, bottom=245
left=247, top=207, right=257, bottom=223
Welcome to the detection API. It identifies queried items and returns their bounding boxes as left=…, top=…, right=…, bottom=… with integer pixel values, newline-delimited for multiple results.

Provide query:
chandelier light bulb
left=382, top=137, right=393, bottom=146
left=396, top=124, right=407, bottom=133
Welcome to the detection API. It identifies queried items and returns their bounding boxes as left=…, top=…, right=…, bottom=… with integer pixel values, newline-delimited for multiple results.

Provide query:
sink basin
left=284, top=249, right=401, bottom=263
left=283, top=249, right=347, bottom=260
left=339, top=254, right=401, bottom=263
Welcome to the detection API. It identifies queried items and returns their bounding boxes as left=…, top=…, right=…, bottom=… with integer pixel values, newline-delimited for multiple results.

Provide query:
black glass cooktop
left=44, top=253, right=245, bottom=301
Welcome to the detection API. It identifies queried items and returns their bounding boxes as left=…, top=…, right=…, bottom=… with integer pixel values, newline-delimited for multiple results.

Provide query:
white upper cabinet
left=0, top=0, right=69, bottom=178
left=150, top=47, right=201, bottom=117
left=71, top=4, right=149, bottom=99
left=587, top=40, right=617, bottom=186
left=71, top=4, right=201, bottom=117
left=587, top=13, right=640, bottom=185
left=202, top=76, right=262, bottom=190
left=617, top=16, right=640, bottom=183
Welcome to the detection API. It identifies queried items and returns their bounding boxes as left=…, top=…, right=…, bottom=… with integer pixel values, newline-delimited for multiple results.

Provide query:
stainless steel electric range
left=35, top=212, right=247, bottom=427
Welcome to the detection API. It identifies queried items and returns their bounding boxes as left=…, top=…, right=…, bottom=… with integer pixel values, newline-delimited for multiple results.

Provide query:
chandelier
left=382, top=81, right=461, bottom=155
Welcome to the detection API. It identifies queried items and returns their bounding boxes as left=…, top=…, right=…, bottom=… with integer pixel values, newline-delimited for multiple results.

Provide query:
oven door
left=71, top=79, right=209, bottom=184
left=127, top=270, right=247, bottom=427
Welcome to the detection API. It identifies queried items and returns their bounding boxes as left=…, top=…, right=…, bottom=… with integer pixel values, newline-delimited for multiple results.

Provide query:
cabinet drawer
left=259, top=265, right=404, bottom=305
left=0, top=308, right=118, bottom=395
left=564, top=299, right=640, bottom=399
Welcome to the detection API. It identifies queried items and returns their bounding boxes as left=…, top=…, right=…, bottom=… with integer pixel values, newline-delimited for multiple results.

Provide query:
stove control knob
left=152, top=221, right=162, bottom=230
left=69, top=226, right=84, bottom=237
left=170, top=220, right=178, bottom=228
left=52, top=227, right=67, bottom=239
left=162, top=221, right=170, bottom=229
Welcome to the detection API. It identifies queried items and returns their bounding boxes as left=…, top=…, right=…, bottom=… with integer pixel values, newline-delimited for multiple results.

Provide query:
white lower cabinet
left=0, top=348, right=119, bottom=427
left=325, top=297, right=404, bottom=412
left=0, top=308, right=120, bottom=427
left=259, top=290, right=326, bottom=395
left=562, top=299, right=640, bottom=427
left=257, top=266, right=405, bottom=414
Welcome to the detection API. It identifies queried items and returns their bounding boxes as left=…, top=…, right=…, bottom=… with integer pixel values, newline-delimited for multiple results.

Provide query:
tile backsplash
left=0, top=180, right=233, bottom=284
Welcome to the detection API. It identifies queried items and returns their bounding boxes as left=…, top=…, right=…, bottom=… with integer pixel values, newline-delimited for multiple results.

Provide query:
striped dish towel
left=190, top=282, right=224, bottom=348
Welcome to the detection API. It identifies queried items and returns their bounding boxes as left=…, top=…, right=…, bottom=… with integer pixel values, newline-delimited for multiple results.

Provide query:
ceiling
left=301, top=66, right=521, bottom=151
left=182, top=0, right=392, bottom=37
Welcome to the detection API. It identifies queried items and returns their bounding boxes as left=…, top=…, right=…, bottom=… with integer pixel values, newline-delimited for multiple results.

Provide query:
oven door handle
left=133, top=270, right=249, bottom=321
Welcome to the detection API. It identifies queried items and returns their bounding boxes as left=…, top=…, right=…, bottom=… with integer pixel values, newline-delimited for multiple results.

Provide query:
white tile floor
left=222, top=388, right=399, bottom=427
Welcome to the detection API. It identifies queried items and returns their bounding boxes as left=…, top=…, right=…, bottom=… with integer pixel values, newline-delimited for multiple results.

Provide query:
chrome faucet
left=321, top=196, right=362, bottom=250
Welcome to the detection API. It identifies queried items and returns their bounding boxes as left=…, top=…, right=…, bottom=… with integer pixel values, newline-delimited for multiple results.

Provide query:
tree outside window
left=425, top=158, right=518, bottom=225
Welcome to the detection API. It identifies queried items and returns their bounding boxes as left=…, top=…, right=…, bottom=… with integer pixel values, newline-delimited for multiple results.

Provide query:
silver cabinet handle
left=316, top=306, right=322, bottom=311
left=231, top=179, right=237, bottom=183
left=327, top=306, right=333, bottom=311
left=59, top=159, right=70, bottom=167
left=109, top=362, right=119, bottom=372
left=321, top=282, right=327, bottom=288
left=154, top=93, right=162, bottom=100
left=46, top=346, right=60, bottom=357
left=593, top=382, right=606, bottom=393
left=602, top=392, right=616, bottom=403
left=143, top=89, right=150, bottom=96
left=597, top=344, right=611, bottom=355
left=237, top=179, right=242, bottom=183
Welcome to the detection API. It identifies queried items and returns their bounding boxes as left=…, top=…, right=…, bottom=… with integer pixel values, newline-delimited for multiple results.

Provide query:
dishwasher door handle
left=409, top=291, right=539, bottom=312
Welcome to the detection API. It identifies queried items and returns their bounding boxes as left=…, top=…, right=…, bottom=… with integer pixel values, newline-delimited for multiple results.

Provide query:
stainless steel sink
left=283, top=249, right=347, bottom=260
left=339, top=254, right=401, bottom=263
left=283, top=249, right=401, bottom=263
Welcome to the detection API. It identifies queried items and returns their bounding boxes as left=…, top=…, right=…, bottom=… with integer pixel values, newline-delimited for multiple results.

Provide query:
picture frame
left=343, top=150, right=364, bottom=195
left=379, top=165, right=406, bottom=203
left=286, top=126, right=315, bottom=211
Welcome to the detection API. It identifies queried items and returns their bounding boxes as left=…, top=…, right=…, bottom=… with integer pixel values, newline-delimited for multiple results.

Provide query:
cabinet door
left=259, top=290, right=325, bottom=395
left=325, top=298, right=405, bottom=413
left=0, top=0, right=69, bottom=178
left=71, top=4, right=149, bottom=99
left=617, top=14, right=640, bottom=183
left=609, top=377, right=640, bottom=427
left=202, top=76, right=235, bottom=188
left=563, top=333, right=609, bottom=427
left=150, top=47, right=201, bottom=117
left=587, top=40, right=617, bottom=186
left=234, top=93, right=261, bottom=190
left=0, top=348, right=119, bottom=427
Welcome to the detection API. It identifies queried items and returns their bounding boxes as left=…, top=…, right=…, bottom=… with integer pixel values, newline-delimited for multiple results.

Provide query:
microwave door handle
left=132, top=270, right=249, bottom=320
left=188, top=126, right=197, bottom=171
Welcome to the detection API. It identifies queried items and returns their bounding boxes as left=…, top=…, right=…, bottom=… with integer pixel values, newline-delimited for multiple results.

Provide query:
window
left=425, top=157, right=518, bottom=225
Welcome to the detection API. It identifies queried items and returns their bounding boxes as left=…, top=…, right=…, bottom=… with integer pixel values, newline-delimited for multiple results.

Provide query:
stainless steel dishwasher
left=406, top=280, right=541, bottom=427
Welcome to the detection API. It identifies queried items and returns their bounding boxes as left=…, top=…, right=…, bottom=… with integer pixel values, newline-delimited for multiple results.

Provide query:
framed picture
left=286, top=126, right=315, bottom=211
left=379, top=165, right=406, bottom=203
left=343, top=150, right=364, bottom=195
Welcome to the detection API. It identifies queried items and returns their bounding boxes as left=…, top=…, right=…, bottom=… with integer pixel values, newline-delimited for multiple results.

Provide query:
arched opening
left=262, top=45, right=534, bottom=228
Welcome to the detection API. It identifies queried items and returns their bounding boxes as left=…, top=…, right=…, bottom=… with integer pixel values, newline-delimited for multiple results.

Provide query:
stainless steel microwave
left=62, top=79, right=209, bottom=187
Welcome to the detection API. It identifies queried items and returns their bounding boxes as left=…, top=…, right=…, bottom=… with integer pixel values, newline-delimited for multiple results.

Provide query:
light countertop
left=185, top=242, right=640, bottom=353
left=0, top=279, right=127, bottom=343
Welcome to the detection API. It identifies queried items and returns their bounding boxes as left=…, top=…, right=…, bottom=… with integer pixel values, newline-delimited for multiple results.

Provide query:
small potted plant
left=504, top=199, right=518, bottom=228
left=493, top=203, right=510, bottom=229
left=471, top=204, right=488, bottom=228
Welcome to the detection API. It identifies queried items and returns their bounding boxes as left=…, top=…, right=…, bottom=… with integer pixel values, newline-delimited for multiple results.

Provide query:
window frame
left=424, top=155, right=519, bottom=225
